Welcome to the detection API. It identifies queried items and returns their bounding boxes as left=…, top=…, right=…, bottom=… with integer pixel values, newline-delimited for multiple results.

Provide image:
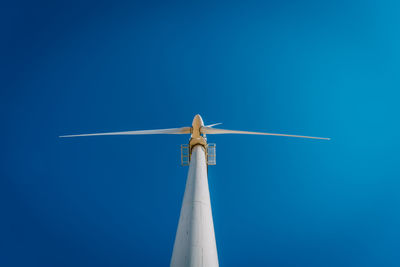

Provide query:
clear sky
left=1, top=1, right=400, bottom=266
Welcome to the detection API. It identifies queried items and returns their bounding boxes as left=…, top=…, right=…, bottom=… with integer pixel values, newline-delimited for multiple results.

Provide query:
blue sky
left=1, top=1, right=400, bottom=266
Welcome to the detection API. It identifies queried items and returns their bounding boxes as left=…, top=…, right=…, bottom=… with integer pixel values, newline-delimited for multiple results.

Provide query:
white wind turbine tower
left=60, top=114, right=330, bottom=267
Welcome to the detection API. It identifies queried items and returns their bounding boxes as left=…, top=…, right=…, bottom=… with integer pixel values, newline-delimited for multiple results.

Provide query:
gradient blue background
left=1, top=1, right=400, bottom=266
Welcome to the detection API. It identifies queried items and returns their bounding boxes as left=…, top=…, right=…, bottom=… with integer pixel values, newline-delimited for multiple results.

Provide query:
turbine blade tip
left=59, top=135, right=75, bottom=138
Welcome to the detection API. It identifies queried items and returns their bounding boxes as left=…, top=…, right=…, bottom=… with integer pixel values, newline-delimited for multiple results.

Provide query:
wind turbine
left=60, top=114, right=330, bottom=267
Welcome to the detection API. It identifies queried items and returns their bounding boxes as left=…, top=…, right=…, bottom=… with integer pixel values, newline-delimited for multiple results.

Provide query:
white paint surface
left=170, top=145, right=219, bottom=267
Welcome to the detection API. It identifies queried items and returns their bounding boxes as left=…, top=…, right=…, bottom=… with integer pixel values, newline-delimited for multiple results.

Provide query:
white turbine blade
left=60, top=127, right=191, bottom=138
left=202, top=127, right=330, bottom=140
left=205, top=122, right=223, bottom=127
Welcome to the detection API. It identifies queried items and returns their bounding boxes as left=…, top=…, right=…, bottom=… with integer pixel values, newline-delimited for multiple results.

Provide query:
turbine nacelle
left=189, top=114, right=208, bottom=150
left=191, top=114, right=205, bottom=139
